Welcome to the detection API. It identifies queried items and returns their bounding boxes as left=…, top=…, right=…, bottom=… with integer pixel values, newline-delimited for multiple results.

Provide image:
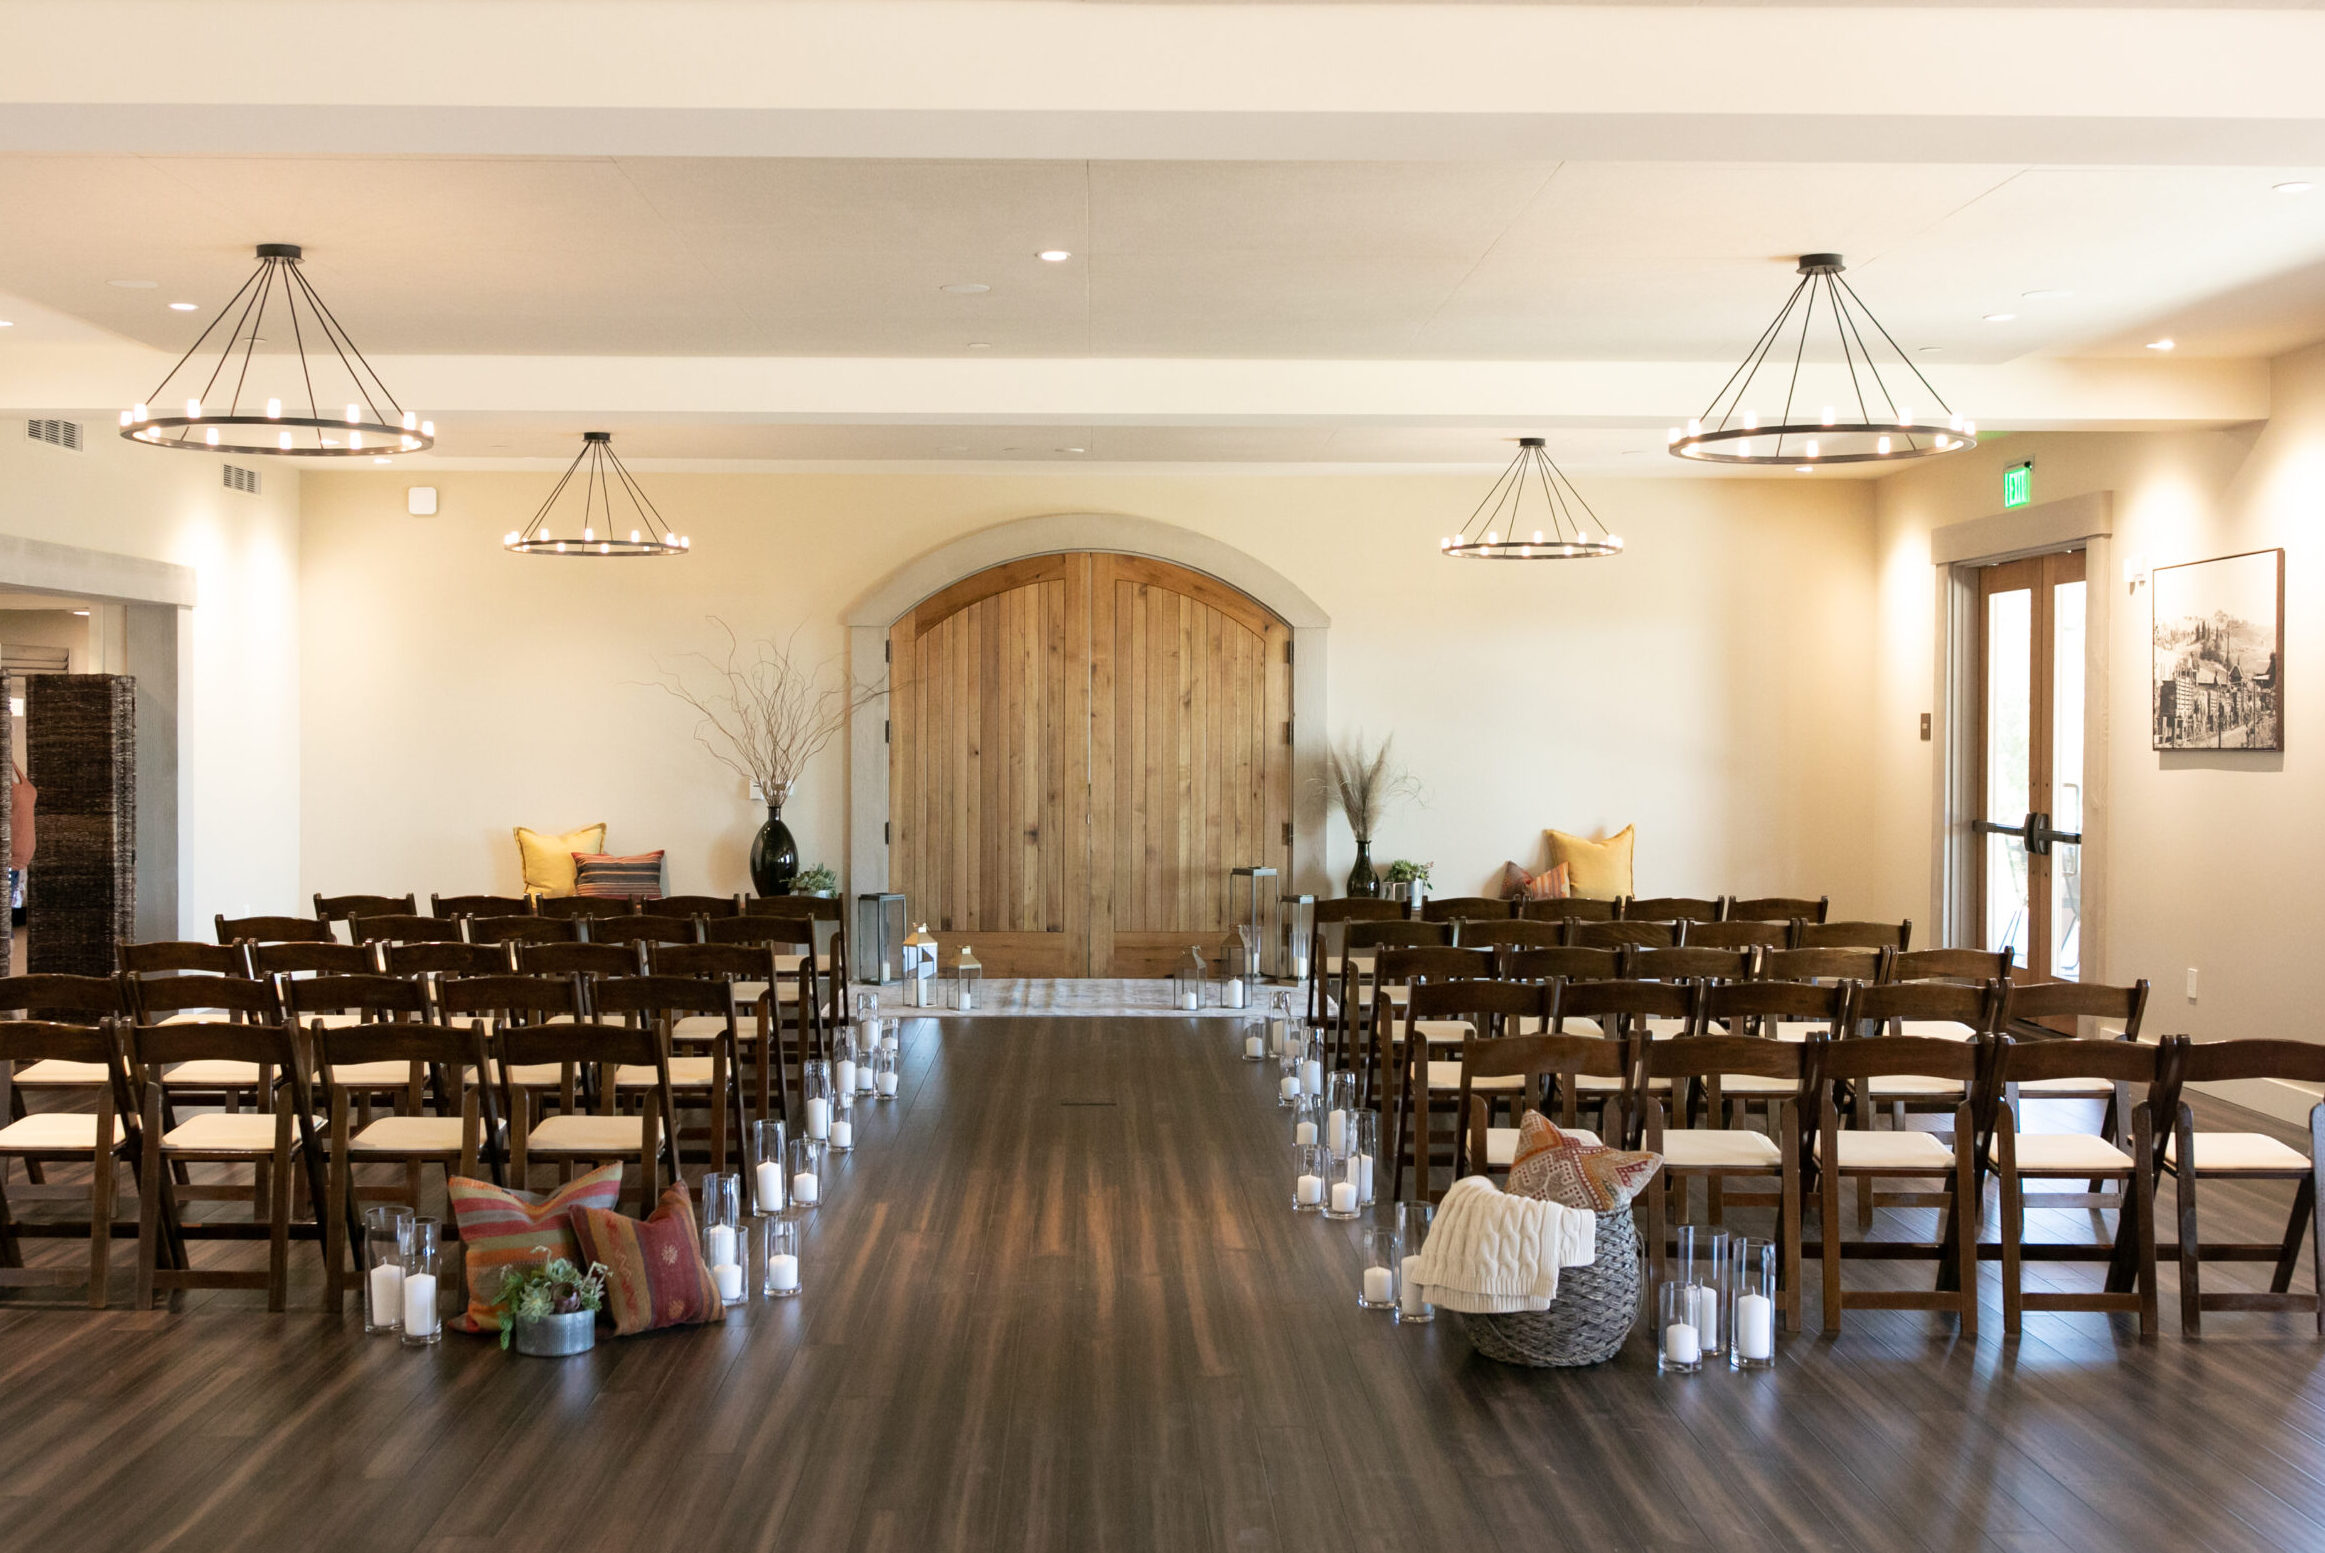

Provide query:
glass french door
left=1975, top=550, right=2085, bottom=981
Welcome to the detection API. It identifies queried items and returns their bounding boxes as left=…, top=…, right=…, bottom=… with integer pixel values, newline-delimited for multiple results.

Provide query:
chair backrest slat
left=658, top=894, right=744, bottom=918
left=1886, top=948, right=2009, bottom=984
left=1760, top=947, right=1881, bottom=985
left=1702, top=979, right=1851, bottom=1024
left=649, top=943, right=778, bottom=982
left=1996, top=1034, right=2158, bottom=1086
left=1516, top=898, right=1615, bottom=923
left=382, top=941, right=507, bottom=979
left=582, top=915, right=703, bottom=948
left=282, top=973, right=431, bottom=1019
left=215, top=914, right=331, bottom=946
left=591, top=974, right=735, bottom=1019
left=119, top=941, right=247, bottom=977
left=0, top=973, right=128, bottom=1020
left=534, top=896, right=641, bottom=921
left=515, top=942, right=644, bottom=978
left=314, top=893, right=416, bottom=924
left=431, top=893, right=534, bottom=920
left=250, top=941, right=376, bottom=978
left=1680, top=920, right=1787, bottom=952
left=700, top=916, right=815, bottom=950
left=1497, top=946, right=1621, bottom=984
left=438, top=974, right=580, bottom=1022
left=1569, top=920, right=1675, bottom=951
left=2000, top=978, right=2148, bottom=1041
left=1418, top=896, right=1512, bottom=924
left=1623, top=947, right=1751, bottom=984
left=349, top=914, right=464, bottom=945
left=1451, top=919, right=1562, bottom=951
left=1728, top=895, right=1829, bottom=924
left=130, top=972, right=279, bottom=1021
left=1795, top=919, right=1911, bottom=952
left=468, top=915, right=577, bottom=947
left=1620, top=896, right=1723, bottom=923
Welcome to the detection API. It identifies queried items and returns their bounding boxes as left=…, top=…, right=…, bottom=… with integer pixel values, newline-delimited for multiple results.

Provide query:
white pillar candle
left=1178, top=990, right=1200, bottom=1011
left=856, top=1062, right=876, bottom=1094
left=755, top=1160, right=785, bottom=1214
left=792, top=1171, right=820, bottom=1205
left=807, top=1097, right=830, bottom=1141
left=1268, top=1018, right=1288, bottom=1055
left=1279, top=1075, right=1301, bottom=1101
left=1362, top=1266, right=1395, bottom=1304
left=1226, top=980, right=1247, bottom=1009
left=863, top=1017, right=882, bottom=1050
left=878, top=1072, right=899, bottom=1097
left=768, top=1253, right=800, bottom=1293
left=1663, top=1321, right=1701, bottom=1366
left=1300, top=1058, right=1322, bottom=1096
left=836, top=1058, right=856, bottom=1098
left=831, top=1118, right=853, bottom=1149
left=1294, top=1120, right=1317, bottom=1146
left=1243, top=1033, right=1265, bottom=1060
left=713, top=1263, right=744, bottom=1303
left=1326, top=1109, right=1348, bottom=1154
left=1292, top=955, right=1309, bottom=982
left=1358, top=1153, right=1375, bottom=1200
left=1399, top=1257, right=1425, bottom=1315
left=1296, top=1173, right=1323, bottom=1205
left=959, top=987, right=974, bottom=1012
left=705, top=1224, right=737, bottom=1267
left=1736, top=1293, right=1775, bottom=1360
left=367, top=1261, right=401, bottom=1329
left=1690, top=1286, right=1720, bottom=1350
left=1329, top=1180, right=1358, bottom=1215
left=401, top=1272, right=438, bottom=1337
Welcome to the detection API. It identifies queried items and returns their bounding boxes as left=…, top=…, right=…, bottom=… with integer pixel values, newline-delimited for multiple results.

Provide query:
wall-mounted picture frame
left=2152, top=547, right=2284, bottom=751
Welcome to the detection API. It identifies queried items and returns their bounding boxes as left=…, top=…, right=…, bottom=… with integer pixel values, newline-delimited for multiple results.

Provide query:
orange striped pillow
left=1501, top=860, right=1570, bottom=902
left=569, top=1184, right=723, bottom=1336
left=445, top=1163, right=625, bottom=1332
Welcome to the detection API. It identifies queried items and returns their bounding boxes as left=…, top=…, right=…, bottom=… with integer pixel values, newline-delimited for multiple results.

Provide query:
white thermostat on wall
left=406, top=486, right=439, bottom=517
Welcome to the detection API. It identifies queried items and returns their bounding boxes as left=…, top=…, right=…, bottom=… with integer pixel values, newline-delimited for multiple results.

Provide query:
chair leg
left=1820, top=1164, right=1843, bottom=1335
left=1953, top=1130, right=1979, bottom=1338
left=267, top=1144, right=293, bottom=1313
left=135, top=1139, right=163, bottom=1310
left=2312, top=1110, right=2325, bottom=1337
left=1643, top=1160, right=1669, bottom=1314
left=2134, top=1107, right=2158, bottom=1339
left=325, top=1140, right=350, bottom=1315
left=86, top=1150, right=115, bottom=1310
left=2176, top=1107, right=2202, bottom=1337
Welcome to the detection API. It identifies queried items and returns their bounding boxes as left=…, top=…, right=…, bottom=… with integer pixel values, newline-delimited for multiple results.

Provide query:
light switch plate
left=2186, top=967, right=2199, bottom=1001
left=406, top=485, right=438, bottom=517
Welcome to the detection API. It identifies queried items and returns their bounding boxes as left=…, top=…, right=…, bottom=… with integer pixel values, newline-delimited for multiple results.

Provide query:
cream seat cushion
left=1402, top=1019, right=1474, bottom=1046
left=162, top=1112, right=301, bottom=1151
left=489, top=1060, right=569, bottom=1087
left=672, top=1015, right=736, bottom=1041
left=13, top=1059, right=111, bottom=1086
left=1894, top=1020, right=1978, bottom=1041
left=1867, top=1075, right=1967, bottom=1098
left=1716, top=1073, right=1801, bottom=1096
left=1424, top=1060, right=1524, bottom=1093
left=2019, top=1075, right=2117, bottom=1094
left=330, top=1059, right=425, bottom=1088
left=163, top=1060, right=265, bottom=1088
left=0, top=1112, right=111, bottom=1151
left=2165, top=1132, right=2313, bottom=1174
left=350, top=1116, right=480, bottom=1153
left=1832, top=1129, right=1957, bottom=1171
left=1484, top=1124, right=1598, bottom=1166
left=1991, top=1132, right=2133, bottom=1172
left=1660, top=1128, right=1783, bottom=1169
left=614, top=1057, right=717, bottom=1087
left=1642, top=1017, right=1688, bottom=1040
left=527, top=1113, right=647, bottom=1153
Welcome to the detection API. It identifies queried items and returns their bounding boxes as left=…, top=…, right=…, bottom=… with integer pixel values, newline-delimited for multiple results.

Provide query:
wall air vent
left=26, top=419, right=82, bottom=452
left=222, top=464, right=262, bottom=495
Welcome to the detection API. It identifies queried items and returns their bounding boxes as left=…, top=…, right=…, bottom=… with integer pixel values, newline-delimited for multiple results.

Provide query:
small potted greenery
left=494, top=1257, right=608, bottom=1356
left=793, top=862, right=838, bottom=898
left=1383, top=859, right=1433, bottom=910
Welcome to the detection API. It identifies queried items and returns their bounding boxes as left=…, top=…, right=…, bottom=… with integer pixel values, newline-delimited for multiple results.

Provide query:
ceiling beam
left=4, top=2, right=2325, bottom=164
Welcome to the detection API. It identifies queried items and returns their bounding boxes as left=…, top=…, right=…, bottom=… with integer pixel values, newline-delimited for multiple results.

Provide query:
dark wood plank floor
left=6, top=1016, right=2325, bottom=1552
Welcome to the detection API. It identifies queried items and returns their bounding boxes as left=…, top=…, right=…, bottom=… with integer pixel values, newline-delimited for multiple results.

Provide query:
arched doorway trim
left=846, top=513, right=1331, bottom=908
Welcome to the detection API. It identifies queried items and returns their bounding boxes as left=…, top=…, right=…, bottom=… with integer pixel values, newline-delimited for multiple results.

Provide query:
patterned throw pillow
left=1505, top=1110, right=1660, bottom=1212
left=573, top=851, right=666, bottom=900
left=445, top=1163, right=625, bottom=1332
left=1501, top=860, right=1570, bottom=902
left=568, top=1183, right=724, bottom=1336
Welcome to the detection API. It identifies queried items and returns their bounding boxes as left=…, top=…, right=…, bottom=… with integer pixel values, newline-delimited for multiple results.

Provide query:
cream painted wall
left=299, top=470, right=1879, bottom=913
left=1872, top=341, right=2325, bottom=1095
left=0, top=424, right=302, bottom=927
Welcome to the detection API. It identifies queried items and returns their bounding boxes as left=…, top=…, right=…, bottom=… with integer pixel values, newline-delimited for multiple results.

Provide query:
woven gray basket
left=1457, top=1206, right=1641, bottom=1368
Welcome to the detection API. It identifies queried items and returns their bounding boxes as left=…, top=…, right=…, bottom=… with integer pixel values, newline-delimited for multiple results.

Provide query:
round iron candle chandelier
left=505, top=433, right=690, bottom=557
left=1668, top=253, right=1973, bottom=469
left=1440, top=437, right=1622, bottom=560
left=120, top=243, right=433, bottom=457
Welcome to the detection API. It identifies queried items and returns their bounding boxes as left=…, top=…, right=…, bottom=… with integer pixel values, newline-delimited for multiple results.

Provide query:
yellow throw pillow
left=1546, top=825, right=1634, bottom=901
left=514, top=822, right=607, bottom=898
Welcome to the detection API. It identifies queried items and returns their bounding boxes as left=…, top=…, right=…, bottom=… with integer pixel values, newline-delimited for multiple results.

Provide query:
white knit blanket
left=1408, top=1175, right=1599, bottom=1314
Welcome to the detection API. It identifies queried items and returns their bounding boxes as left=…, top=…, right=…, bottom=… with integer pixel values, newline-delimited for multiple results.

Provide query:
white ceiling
left=4, top=155, right=2324, bottom=366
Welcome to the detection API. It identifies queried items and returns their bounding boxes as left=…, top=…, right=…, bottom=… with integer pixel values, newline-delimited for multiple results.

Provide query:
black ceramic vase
left=1346, top=839, right=1379, bottom=898
left=749, top=804, right=799, bottom=895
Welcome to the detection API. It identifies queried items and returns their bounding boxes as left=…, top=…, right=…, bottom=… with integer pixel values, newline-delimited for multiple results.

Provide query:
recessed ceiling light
left=967, top=341, right=992, bottom=350
left=1983, top=313, right=2017, bottom=323
left=2275, top=181, right=2314, bottom=195
left=1917, top=345, right=1942, bottom=354
left=2146, top=338, right=2176, bottom=351
left=1056, top=446, right=1086, bottom=454
left=1037, top=250, right=1072, bottom=262
left=70, top=610, right=89, bottom=617
left=107, top=279, right=157, bottom=289
left=939, top=282, right=990, bottom=295
left=2020, top=289, right=2072, bottom=300
left=167, top=301, right=199, bottom=311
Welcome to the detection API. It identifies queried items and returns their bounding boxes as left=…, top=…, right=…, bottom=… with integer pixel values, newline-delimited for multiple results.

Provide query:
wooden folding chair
left=125, top=1018, right=321, bottom=1311
left=215, top=914, right=331, bottom=946
left=1797, top=919, right=1912, bottom=953
left=0, top=1019, right=138, bottom=1306
left=2150, top=1035, right=2325, bottom=1337
left=659, top=894, right=745, bottom=919
left=500, top=1021, right=675, bottom=1214
left=515, top=940, right=646, bottom=1010
left=1390, top=978, right=1547, bottom=1204
left=469, top=915, right=578, bottom=948
left=651, top=941, right=791, bottom=1129
left=1455, top=1028, right=1632, bottom=1182
left=744, top=895, right=849, bottom=1023
left=1516, top=898, right=1614, bottom=924
left=591, top=974, right=742, bottom=1175
left=582, top=914, right=704, bottom=950
left=1620, top=896, right=1723, bottom=924
left=1330, top=920, right=1450, bottom=1080
left=534, top=896, right=640, bottom=921
left=1306, top=899, right=1408, bottom=1027
left=1848, top=980, right=2001, bottom=1229
left=1680, top=920, right=1787, bottom=953
left=1418, top=896, right=1511, bottom=925
left=1726, top=895, right=1829, bottom=926
left=1448, top=919, right=1561, bottom=953
left=1985, top=1033, right=2159, bottom=1336
left=348, top=913, right=464, bottom=946
left=1356, top=944, right=1487, bottom=1108
left=438, top=973, right=586, bottom=1157
left=431, top=893, right=532, bottom=921
left=314, top=893, right=416, bottom=929
left=1547, top=977, right=1695, bottom=1143
left=1569, top=920, right=1675, bottom=951
left=701, top=915, right=824, bottom=1059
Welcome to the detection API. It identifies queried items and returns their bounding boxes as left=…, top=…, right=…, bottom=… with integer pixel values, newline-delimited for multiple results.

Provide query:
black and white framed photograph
left=2152, top=548, right=2284, bottom=751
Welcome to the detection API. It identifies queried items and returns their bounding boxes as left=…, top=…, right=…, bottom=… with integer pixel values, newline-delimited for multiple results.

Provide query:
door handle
left=1973, top=811, right=2082, bottom=855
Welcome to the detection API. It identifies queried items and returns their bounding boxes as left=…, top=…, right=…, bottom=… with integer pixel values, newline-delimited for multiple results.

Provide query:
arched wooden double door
left=889, top=552, right=1293, bottom=977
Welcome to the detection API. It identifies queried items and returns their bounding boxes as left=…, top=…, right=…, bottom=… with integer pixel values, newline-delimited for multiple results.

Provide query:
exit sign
left=2003, top=461, right=2033, bottom=509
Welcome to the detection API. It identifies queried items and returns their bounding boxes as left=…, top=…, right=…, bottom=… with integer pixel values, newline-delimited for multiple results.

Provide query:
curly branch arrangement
left=1314, top=732, right=1420, bottom=844
left=648, top=620, right=886, bottom=806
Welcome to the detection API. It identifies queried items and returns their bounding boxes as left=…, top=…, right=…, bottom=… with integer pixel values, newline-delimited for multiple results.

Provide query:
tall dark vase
left=749, top=804, right=799, bottom=896
left=1346, top=839, right=1379, bottom=898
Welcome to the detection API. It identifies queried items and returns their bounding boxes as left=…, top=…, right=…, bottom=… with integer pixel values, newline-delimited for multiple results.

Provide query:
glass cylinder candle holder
left=762, top=1215, right=802, bottom=1299
left=853, top=990, right=878, bottom=1026
left=1693, top=1229, right=1730, bottom=1359
left=1322, top=1152, right=1362, bottom=1220
left=1238, top=1017, right=1268, bottom=1063
left=1324, top=1070, right=1358, bottom=1154
left=362, top=1204, right=413, bottom=1335
left=1348, top=1111, right=1379, bottom=1207
left=1359, top=1224, right=1400, bottom=1310
left=1276, top=1045, right=1303, bottom=1109
left=802, top=1059, right=833, bottom=1142
left=700, top=1173, right=745, bottom=1306
left=1659, top=1280, right=1705, bottom=1373
left=874, top=1044, right=900, bottom=1099
left=750, top=1119, right=788, bottom=1216
left=834, top=1043, right=859, bottom=1113
left=1395, top=1201, right=1434, bottom=1324
left=1292, top=1142, right=1329, bottom=1213
left=1289, top=1092, right=1321, bottom=1149
left=1732, top=1237, right=1778, bottom=1370
left=853, top=1025, right=879, bottom=1095
left=399, top=1216, right=443, bottom=1347
left=1299, top=1027, right=1327, bottom=1099
left=787, top=1134, right=823, bottom=1214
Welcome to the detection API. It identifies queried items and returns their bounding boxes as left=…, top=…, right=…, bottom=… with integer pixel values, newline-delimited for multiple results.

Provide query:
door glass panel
left=2049, top=579, right=2086, bottom=980
left=1984, top=588, right=2032, bottom=967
